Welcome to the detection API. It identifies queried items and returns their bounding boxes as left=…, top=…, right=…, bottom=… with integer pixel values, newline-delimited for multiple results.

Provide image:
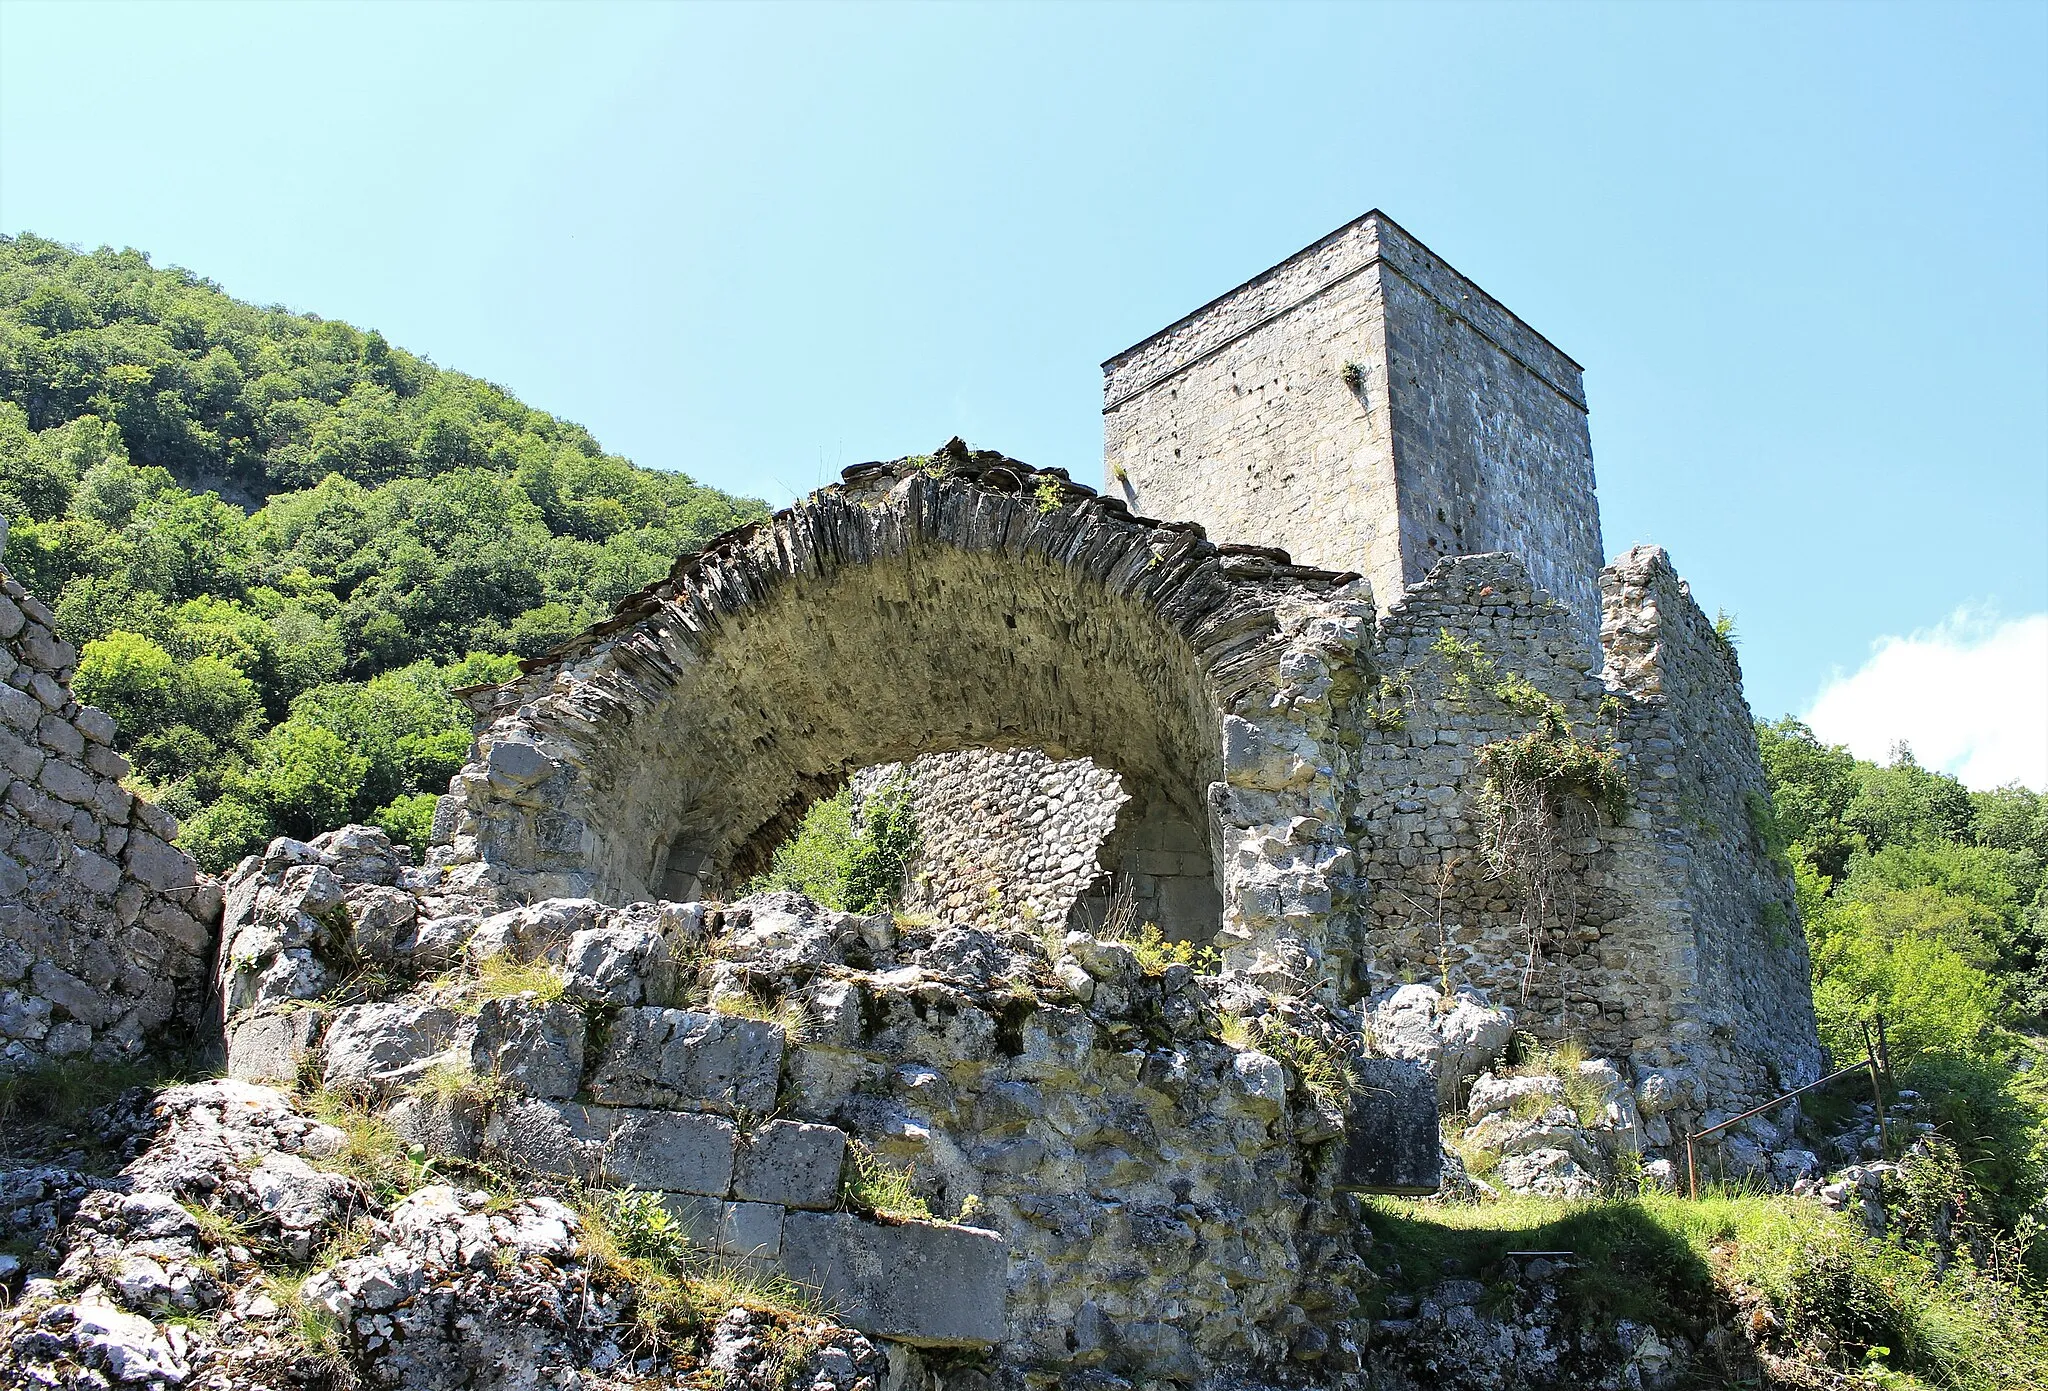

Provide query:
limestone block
left=1365, top=983, right=1514, bottom=1104
left=719, top=1200, right=783, bottom=1258
left=587, top=1007, right=783, bottom=1114
left=1497, top=1147, right=1600, bottom=1199
left=1334, top=1057, right=1441, bottom=1195
left=0, top=682, right=38, bottom=730
left=344, top=885, right=418, bottom=961
left=68, top=846, right=121, bottom=897
left=482, top=1098, right=618, bottom=1181
left=35, top=756, right=93, bottom=806
left=387, top=1091, right=483, bottom=1161
left=73, top=705, right=116, bottom=745
left=561, top=921, right=676, bottom=1006
left=227, top=1009, right=326, bottom=1083
left=468, top=898, right=604, bottom=964
left=604, top=1108, right=737, bottom=1196
left=732, top=1120, right=847, bottom=1210
left=469, top=995, right=585, bottom=1099
left=124, top=831, right=197, bottom=894
left=30, top=963, right=114, bottom=1027
left=322, top=1002, right=465, bottom=1092
left=778, top=1212, right=1006, bottom=1348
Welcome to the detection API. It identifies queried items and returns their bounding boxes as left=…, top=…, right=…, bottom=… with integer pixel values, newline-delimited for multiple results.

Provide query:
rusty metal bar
left=1682, top=1058, right=1875, bottom=1198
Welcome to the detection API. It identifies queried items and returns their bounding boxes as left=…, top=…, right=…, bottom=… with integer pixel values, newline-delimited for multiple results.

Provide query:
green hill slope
left=0, top=232, right=768, bottom=869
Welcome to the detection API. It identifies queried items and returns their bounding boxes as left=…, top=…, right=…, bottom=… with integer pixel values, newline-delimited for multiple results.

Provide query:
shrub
left=748, top=772, right=919, bottom=914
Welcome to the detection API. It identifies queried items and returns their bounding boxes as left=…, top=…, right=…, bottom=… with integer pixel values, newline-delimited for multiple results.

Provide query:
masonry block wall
left=1101, top=210, right=1606, bottom=648
left=0, top=542, right=224, bottom=1071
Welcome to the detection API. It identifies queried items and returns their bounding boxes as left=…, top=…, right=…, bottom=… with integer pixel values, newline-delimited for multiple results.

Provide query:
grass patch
left=301, top=1088, right=422, bottom=1203
left=1251, top=1017, right=1348, bottom=1111
left=839, top=1140, right=932, bottom=1221
left=260, top=1272, right=359, bottom=1388
left=1363, top=1191, right=2048, bottom=1390
left=576, top=1188, right=819, bottom=1369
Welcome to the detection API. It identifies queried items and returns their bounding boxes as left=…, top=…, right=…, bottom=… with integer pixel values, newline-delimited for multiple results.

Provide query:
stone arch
left=439, top=444, right=1376, bottom=978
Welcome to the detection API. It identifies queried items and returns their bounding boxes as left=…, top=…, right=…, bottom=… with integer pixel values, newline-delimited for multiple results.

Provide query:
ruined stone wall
left=1600, top=545, right=1822, bottom=1108
left=879, top=748, right=1128, bottom=930
left=1349, top=553, right=1689, bottom=1072
left=214, top=832, right=1432, bottom=1384
left=1349, top=547, right=1821, bottom=1122
left=879, top=748, right=1224, bottom=944
left=1101, top=211, right=1605, bottom=646
left=0, top=549, right=223, bottom=1071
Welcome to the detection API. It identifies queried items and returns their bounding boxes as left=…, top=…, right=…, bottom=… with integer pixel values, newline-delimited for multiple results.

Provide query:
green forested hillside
left=0, top=232, right=767, bottom=869
left=1758, top=721, right=2048, bottom=1222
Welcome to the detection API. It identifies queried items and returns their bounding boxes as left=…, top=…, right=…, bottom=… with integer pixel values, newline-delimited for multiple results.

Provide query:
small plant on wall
left=1474, top=685, right=1628, bottom=1008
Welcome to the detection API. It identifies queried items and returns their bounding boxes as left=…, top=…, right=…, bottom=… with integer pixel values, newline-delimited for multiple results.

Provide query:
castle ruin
left=0, top=214, right=1828, bottom=1389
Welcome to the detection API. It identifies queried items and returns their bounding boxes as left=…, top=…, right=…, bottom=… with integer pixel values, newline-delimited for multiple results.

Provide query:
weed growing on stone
left=302, top=1088, right=415, bottom=1203
left=1376, top=1191, right=2048, bottom=1389
left=578, top=1188, right=820, bottom=1364
left=839, top=1139, right=932, bottom=1221
left=261, top=1272, right=359, bottom=1388
left=1217, top=1010, right=1258, bottom=1051
left=1034, top=477, right=1064, bottom=513
left=1126, top=922, right=1218, bottom=976
left=0, top=1057, right=165, bottom=1127
left=1509, top=1037, right=1607, bottom=1126
left=471, top=954, right=569, bottom=1004
left=1252, top=1018, right=1348, bottom=1111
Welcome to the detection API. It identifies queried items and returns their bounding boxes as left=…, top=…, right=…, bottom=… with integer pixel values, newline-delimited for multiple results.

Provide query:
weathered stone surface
left=1367, top=983, right=1516, bottom=1104
left=1336, top=1057, right=1442, bottom=1194
left=227, top=1009, right=325, bottom=1083
left=779, top=1212, right=1007, bottom=1348
left=587, top=1007, right=783, bottom=1114
left=604, top=1108, right=737, bottom=1195
left=322, top=1002, right=464, bottom=1091
left=0, top=561, right=222, bottom=1070
left=476, top=1097, right=616, bottom=1181
left=470, top=995, right=585, bottom=1099
left=732, top=1120, right=847, bottom=1209
left=1104, top=211, right=1604, bottom=646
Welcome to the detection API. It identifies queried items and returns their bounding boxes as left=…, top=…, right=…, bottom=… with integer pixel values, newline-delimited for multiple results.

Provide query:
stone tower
left=1102, top=210, right=1606, bottom=645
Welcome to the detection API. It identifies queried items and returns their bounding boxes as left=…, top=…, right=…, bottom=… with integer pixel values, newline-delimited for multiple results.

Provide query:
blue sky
left=2, top=1, right=2043, bottom=786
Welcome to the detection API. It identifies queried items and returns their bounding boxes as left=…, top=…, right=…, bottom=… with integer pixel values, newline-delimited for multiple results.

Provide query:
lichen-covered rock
left=1366, top=984, right=1516, bottom=1104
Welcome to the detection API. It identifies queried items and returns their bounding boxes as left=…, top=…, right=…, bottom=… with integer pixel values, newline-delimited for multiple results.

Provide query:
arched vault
left=439, top=442, right=1376, bottom=978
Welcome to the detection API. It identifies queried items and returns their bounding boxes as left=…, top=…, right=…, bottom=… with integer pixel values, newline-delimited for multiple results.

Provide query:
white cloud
left=1803, top=609, right=2048, bottom=792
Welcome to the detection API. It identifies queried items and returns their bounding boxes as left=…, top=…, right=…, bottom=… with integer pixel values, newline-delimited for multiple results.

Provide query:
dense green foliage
left=746, top=774, right=919, bottom=914
left=1758, top=719, right=2048, bottom=1228
left=0, top=234, right=767, bottom=870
